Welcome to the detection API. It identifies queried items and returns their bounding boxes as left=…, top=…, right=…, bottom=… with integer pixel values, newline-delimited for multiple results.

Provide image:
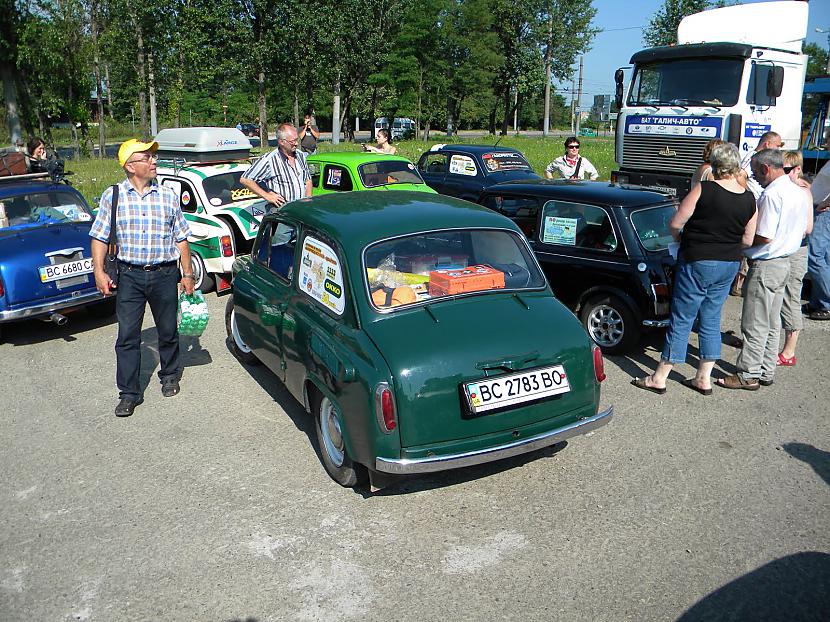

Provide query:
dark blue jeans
left=808, top=210, right=830, bottom=311
left=115, top=263, right=181, bottom=400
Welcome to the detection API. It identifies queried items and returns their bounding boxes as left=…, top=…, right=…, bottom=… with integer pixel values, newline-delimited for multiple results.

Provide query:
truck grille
left=621, top=135, right=711, bottom=174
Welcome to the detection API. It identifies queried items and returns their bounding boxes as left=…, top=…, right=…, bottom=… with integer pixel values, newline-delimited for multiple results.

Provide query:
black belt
left=119, top=260, right=177, bottom=272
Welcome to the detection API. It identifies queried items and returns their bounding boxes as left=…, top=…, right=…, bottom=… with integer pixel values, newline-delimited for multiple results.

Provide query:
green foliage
left=804, top=42, right=829, bottom=78
left=643, top=0, right=709, bottom=48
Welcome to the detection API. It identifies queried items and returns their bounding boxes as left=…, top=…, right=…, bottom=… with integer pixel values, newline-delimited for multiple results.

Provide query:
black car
left=480, top=180, right=677, bottom=354
left=238, top=123, right=259, bottom=138
left=417, top=144, right=540, bottom=202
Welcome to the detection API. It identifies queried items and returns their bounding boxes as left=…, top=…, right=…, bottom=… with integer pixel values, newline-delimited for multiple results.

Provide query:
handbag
left=104, top=184, right=120, bottom=287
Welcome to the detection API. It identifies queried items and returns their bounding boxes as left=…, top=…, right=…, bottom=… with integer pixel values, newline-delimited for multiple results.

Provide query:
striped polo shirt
left=90, top=179, right=191, bottom=265
left=241, top=147, right=310, bottom=204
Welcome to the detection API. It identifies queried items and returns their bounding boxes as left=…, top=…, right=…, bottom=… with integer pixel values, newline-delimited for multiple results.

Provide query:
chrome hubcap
left=587, top=304, right=624, bottom=347
left=320, top=397, right=345, bottom=467
left=192, top=255, right=204, bottom=289
left=231, top=309, right=252, bottom=354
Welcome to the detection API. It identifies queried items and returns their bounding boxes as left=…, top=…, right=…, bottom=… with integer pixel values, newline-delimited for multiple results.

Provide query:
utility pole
left=575, top=56, right=584, bottom=137
left=570, top=78, right=576, bottom=134
left=542, top=10, right=553, bottom=137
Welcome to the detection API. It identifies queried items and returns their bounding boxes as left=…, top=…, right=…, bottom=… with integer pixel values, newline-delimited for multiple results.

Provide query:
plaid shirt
left=90, top=178, right=191, bottom=265
left=241, top=147, right=310, bottom=203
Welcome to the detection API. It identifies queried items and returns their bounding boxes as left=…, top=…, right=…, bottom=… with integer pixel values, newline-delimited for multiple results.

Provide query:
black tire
left=579, top=294, right=639, bottom=355
left=312, top=390, right=367, bottom=488
left=224, top=296, right=260, bottom=365
left=191, top=252, right=215, bottom=294
left=86, top=297, right=116, bottom=318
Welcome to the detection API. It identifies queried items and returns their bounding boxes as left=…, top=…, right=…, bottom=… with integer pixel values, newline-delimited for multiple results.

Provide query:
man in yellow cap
left=90, top=138, right=194, bottom=417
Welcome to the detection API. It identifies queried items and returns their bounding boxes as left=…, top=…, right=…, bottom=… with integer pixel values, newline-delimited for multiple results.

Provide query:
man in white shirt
left=718, top=149, right=809, bottom=390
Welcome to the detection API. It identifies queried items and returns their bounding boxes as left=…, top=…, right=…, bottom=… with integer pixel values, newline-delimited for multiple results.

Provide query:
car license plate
left=39, top=258, right=94, bottom=283
left=465, top=365, right=570, bottom=414
left=646, top=184, right=677, bottom=196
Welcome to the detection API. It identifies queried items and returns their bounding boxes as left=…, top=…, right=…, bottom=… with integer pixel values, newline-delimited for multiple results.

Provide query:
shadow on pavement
left=1, top=305, right=116, bottom=346
left=676, top=552, right=830, bottom=622
left=782, top=442, right=830, bottom=487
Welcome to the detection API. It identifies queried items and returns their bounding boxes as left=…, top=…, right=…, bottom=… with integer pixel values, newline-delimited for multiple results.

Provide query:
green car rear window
left=358, top=160, right=425, bottom=188
left=364, top=228, right=545, bottom=310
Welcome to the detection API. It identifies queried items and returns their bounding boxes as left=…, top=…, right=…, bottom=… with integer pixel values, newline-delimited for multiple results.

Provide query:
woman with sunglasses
left=544, top=137, right=598, bottom=181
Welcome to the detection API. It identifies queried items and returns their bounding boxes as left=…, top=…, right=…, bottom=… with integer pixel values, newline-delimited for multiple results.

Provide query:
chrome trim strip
left=375, top=406, right=613, bottom=474
left=642, top=319, right=669, bottom=328
left=0, top=290, right=107, bottom=321
left=44, top=247, right=84, bottom=257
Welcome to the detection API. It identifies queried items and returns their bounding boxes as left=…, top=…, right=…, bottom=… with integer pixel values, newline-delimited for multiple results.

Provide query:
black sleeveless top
left=680, top=181, right=756, bottom=262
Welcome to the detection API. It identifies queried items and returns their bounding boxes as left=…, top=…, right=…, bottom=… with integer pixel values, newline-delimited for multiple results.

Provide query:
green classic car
left=307, top=152, right=436, bottom=195
left=225, top=191, right=612, bottom=489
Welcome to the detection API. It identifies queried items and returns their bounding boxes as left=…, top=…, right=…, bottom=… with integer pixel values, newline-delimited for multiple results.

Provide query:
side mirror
left=614, top=69, right=625, bottom=110
left=766, top=66, right=784, bottom=98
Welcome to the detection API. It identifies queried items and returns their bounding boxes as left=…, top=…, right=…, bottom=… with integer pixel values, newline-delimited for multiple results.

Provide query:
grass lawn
left=68, top=135, right=618, bottom=206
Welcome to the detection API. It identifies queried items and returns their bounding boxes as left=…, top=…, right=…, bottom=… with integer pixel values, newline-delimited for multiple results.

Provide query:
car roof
left=0, top=178, right=84, bottom=201
left=482, top=179, right=675, bottom=208
left=279, top=190, right=520, bottom=251
left=307, top=152, right=413, bottom=166
left=427, top=144, right=527, bottom=156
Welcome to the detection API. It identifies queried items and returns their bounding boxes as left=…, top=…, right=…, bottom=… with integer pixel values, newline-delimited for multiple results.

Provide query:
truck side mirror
left=766, top=66, right=784, bottom=98
left=614, top=69, right=624, bottom=110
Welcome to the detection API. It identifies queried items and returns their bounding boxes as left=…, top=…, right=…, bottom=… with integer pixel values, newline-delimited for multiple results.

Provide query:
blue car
left=0, top=174, right=113, bottom=339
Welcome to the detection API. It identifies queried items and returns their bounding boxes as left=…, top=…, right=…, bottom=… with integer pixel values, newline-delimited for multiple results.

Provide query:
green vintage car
left=307, top=152, right=436, bottom=195
left=225, top=191, right=612, bottom=489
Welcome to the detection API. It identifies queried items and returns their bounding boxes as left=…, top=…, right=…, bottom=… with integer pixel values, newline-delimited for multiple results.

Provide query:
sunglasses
left=567, top=144, right=580, bottom=149
left=783, top=165, right=796, bottom=174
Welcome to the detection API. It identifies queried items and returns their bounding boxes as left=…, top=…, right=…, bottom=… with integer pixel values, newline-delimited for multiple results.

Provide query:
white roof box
left=154, top=127, right=252, bottom=162
left=678, top=1, right=808, bottom=54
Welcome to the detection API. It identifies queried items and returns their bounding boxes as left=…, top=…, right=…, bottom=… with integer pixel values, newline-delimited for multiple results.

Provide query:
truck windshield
left=628, top=58, right=744, bottom=107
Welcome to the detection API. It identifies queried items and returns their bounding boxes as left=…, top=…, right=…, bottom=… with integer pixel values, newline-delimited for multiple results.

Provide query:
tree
left=643, top=0, right=709, bottom=48
left=804, top=42, right=829, bottom=78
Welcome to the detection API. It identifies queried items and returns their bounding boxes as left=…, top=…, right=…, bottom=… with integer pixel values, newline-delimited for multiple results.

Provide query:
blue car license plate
left=39, top=258, right=94, bottom=283
left=464, top=365, right=570, bottom=414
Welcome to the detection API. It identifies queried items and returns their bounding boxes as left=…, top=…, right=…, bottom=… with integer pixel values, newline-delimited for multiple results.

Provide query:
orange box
left=429, top=265, right=505, bottom=296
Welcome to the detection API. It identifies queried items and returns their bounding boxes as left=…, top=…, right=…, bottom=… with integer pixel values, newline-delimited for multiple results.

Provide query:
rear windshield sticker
left=231, top=187, right=256, bottom=201
left=450, top=154, right=478, bottom=176
left=543, top=216, right=578, bottom=245
left=481, top=152, right=532, bottom=172
left=181, top=191, right=191, bottom=205
left=299, top=236, right=345, bottom=315
left=210, top=197, right=222, bottom=206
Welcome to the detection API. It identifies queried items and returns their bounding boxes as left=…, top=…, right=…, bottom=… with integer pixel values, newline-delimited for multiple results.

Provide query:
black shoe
left=809, top=309, right=830, bottom=321
left=759, top=378, right=774, bottom=387
left=161, top=379, right=180, bottom=397
left=115, top=397, right=143, bottom=417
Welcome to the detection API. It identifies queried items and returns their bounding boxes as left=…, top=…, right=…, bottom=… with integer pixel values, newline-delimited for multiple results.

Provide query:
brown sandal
left=715, top=374, right=759, bottom=391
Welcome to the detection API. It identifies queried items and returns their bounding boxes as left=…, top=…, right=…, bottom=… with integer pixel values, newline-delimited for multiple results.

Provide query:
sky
left=564, top=0, right=830, bottom=111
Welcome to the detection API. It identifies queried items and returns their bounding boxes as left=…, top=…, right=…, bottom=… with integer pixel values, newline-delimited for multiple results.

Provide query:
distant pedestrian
left=776, top=151, right=813, bottom=366
left=89, top=139, right=195, bottom=417
left=718, top=149, right=810, bottom=390
left=240, top=122, right=312, bottom=209
left=298, top=113, right=320, bottom=155
left=741, top=131, right=783, bottom=199
left=631, top=143, right=756, bottom=396
left=545, top=137, right=598, bottom=181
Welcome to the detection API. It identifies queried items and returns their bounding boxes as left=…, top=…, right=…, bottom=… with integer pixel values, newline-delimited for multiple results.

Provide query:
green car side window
left=322, top=165, right=353, bottom=191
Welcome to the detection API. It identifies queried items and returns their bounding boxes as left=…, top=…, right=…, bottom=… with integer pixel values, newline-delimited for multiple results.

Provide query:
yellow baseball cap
left=118, top=138, right=159, bottom=167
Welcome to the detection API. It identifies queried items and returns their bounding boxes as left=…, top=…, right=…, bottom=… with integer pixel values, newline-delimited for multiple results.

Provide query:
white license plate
left=39, top=258, right=94, bottom=282
left=465, top=364, right=570, bottom=414
left=646, top=185, right=677, bottom=196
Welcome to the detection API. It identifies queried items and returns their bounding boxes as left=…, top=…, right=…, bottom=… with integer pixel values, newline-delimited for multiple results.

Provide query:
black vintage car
left=480, top=180, right=677, bottom=354
left=416, top=144, right=540, bottom=202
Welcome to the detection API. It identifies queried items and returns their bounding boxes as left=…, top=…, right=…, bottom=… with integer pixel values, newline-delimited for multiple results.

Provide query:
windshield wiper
left=670, top=98, right=722, bottom=109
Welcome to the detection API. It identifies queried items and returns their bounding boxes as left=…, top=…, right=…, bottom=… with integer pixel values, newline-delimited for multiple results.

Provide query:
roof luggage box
left=154, top=127, right=253, bottom=163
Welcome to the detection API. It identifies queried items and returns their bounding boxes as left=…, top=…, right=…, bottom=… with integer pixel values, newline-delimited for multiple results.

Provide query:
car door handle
left=476, top=350, right=540, bottom=372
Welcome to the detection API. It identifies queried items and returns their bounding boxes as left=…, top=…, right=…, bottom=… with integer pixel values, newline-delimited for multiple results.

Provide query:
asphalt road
left=1, top=292, right=828, bottom=621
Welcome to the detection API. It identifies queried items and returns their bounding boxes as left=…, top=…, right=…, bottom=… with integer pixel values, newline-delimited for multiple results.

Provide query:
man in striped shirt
left=90, top=138, right=194, bottom=417
left=240, top=122, right=312, bottom=208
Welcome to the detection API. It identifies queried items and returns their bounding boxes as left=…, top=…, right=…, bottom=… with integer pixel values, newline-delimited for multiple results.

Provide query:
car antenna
left=493, top=134, right=504, bottom=149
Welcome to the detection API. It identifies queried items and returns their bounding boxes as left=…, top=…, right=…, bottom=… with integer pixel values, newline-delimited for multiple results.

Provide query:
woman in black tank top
left=632, top=143, right=757, bottom=396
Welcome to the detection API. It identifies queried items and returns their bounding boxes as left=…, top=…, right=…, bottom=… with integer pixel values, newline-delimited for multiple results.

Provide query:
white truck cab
left=612, top=1, right=808, bottom=198
left=154, top=127, right=265, bottom=294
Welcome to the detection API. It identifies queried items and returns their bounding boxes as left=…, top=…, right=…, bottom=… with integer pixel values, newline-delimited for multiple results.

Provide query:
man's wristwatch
left=182, top=274, right=195, bottom=280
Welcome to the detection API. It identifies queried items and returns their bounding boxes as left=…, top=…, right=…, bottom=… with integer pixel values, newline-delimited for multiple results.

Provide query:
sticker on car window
left=449, top=154, right=477, bottom=176
left=181, top=190, right=191, bottom=205
left=210, top=197, right=222, bottom=206
left=327, top=168, right=343, bottom=187
left=542, top=216, right=579, bottom=245
left=299, top=236, right=345, bottom=315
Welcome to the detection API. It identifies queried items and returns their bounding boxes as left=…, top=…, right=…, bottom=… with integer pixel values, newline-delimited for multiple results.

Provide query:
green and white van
left=154, top=127, right=266, bottom=294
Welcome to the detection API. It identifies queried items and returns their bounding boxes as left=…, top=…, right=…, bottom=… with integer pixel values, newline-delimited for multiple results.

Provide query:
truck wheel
left=580, top=294, right=638, bottom=355
left=313, top=391, right=367, bottom=488
left=224, top=296, right=260, bottom=365
left=191, top=253, right=214, bottom=294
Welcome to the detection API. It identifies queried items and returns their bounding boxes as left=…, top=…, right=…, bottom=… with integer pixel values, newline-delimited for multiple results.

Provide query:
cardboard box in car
left=429, top=265, right=505, bottom=296
left=397, top=253, right=468, bottom=275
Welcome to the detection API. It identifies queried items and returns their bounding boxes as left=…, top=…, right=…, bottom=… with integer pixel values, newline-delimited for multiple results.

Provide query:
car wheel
left=191, top=253, right=214, bottom=294
left=224, top=296, right=260, bottom=365
left=580, top=294, right=638, bottom=355
left=86, top=297, right=116, bottom=318
left=313, top=391, right=367, bottom=488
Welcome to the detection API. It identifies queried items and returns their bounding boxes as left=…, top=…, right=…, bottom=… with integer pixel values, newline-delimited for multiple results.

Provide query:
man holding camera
left=298, top=113, right=319, bottom=155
